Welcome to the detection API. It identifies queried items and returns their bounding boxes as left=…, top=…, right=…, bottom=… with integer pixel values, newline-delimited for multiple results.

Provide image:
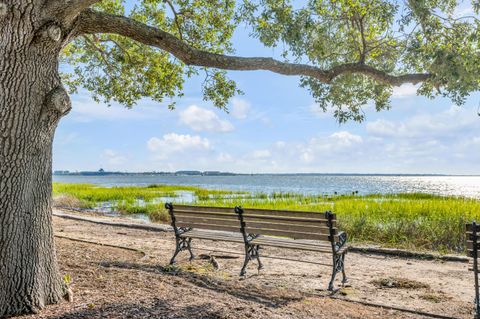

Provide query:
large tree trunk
left=0, top=2, right=71, bottom=316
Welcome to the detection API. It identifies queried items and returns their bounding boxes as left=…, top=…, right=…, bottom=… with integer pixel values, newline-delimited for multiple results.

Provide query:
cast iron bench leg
left=328, top=266, right=337, bottom=291
left=328, top=253, right=346, bottom=291
left=240, top=251, right=250, bottom=277
left=341, top=253, right=348, bottom=284
left=240, top=244, right=263, bottom=276
left=170, top=237, right=194, bottom=265
left=256, top=245, right=264, bottom=271
left=170, top=243, right=181, bottom=265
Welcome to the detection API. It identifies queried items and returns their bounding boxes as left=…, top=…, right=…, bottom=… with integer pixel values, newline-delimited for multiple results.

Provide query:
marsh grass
left=52, top=183, right=480, bottom=253
left=197, top=193, right=480, bottom=253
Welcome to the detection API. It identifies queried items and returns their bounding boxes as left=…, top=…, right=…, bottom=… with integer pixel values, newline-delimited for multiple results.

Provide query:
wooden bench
left=467, top=221, right=480, bottom=318
left=165, top=203, right=349, bottom=291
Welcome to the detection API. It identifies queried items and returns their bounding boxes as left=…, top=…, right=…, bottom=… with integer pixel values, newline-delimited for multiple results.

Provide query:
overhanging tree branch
left=46, top=0, right=103, bottom=23
left=74, top=9, right=431, bottom=86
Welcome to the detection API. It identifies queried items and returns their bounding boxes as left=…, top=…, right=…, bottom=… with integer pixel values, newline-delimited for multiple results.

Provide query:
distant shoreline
left=52, top=170, right=478, bottom=177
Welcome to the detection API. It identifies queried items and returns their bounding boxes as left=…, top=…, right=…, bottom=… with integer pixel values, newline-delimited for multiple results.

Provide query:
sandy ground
left=18, top=209, right=476, bottom=319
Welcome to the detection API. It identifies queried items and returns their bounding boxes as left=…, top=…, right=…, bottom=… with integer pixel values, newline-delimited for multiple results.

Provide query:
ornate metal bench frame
left=166, top=203, right=348, bottom=291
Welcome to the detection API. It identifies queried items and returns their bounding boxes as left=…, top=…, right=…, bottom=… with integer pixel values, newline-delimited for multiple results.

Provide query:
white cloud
left=252, top=149, right=271, bottom=159
left=179, top=105, right=234, bottom=132
left=366, top=119, right=398, bottom=137
left=274, top=141, right=286, bottom=149
left=232, top=131, right=364, bottom=170
left=230, top=98, right=251, bottom=119
left=217, top=152, right=234, bottom=163
left=330, top=131, right=363, bottom=145
left=392, top=84, right=419, bottom=98
left=101, top=149, right=127, bottom=166
left=147, top=133, right=211, bottom=154
left=367, top=105, right=478, bottom=138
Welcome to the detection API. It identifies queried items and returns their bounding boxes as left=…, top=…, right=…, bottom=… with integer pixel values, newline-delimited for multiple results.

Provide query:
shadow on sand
left=100, top=260, right=303, bottom=307
left=51, top=260, right=303, bottom=318
left=50, top=298, right=224, bottom=319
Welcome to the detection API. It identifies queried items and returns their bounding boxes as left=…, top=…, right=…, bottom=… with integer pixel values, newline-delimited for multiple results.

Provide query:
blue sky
left=53, top=8, right=480, bottom=175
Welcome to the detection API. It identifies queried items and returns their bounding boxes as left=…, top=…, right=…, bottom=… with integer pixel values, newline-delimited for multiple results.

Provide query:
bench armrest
left=335, top=231, right=347, bottom=253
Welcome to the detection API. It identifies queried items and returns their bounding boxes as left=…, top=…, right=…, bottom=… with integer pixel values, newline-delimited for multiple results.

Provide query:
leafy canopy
left=63, top=0, right=480, bottom=122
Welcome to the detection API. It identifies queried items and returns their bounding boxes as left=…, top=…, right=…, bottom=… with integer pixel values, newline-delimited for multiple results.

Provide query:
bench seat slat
left=251, top=236, right=332, bottom=247
left=251, top=236, right=333, bottom=252
left=246, top=227, right=332, bottom=241
left=251, top=235, right=331, bottom=247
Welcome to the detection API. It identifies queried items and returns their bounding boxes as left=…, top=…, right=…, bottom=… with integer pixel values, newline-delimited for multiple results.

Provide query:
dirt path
left=19, top=210, right=474, bottom=318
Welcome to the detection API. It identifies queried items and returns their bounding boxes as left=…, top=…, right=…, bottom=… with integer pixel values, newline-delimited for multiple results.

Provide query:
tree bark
left=0, top=2, right=71, bottom=316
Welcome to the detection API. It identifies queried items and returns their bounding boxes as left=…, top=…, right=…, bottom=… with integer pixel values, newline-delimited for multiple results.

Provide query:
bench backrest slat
left=243, top=220, right=334, bottom=236
left=176, top=215, right=239, bottom=228
left=242, top=214, right=335, bottom=226
left=173, top=205, right=235, bottom=213
left=175, top=211, right=238, bottom=220
left=176, top=221, right=240, bottom=233
left=242, top=208, right=334, bottom=220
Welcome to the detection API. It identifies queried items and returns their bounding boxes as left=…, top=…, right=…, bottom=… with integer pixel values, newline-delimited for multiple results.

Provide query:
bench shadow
left=98, top=260, right=303, bottom=308
left=50, top=298, right=223, bottom=319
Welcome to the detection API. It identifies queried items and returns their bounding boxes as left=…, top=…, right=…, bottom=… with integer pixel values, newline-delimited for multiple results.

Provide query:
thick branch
left=74, top=9, right=431, bottom=86
left=46, top=0, right=102, bottom=23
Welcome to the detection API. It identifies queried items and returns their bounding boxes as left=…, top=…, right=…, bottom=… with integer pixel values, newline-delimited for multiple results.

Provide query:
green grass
left=52, top=183, right=480, bottom=253
left=52, top=183, right=247, bottom=222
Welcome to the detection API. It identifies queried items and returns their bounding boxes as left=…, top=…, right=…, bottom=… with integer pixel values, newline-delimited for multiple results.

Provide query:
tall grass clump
left=52, top=183, right=245, bottom=220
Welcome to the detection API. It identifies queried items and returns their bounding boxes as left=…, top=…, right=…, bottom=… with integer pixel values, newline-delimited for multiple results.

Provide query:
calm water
left=53, top=174, right=480, bottom=198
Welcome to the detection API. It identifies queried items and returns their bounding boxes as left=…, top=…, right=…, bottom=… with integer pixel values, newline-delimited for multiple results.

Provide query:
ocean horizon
left=53, top=173, right=480, bottom=199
